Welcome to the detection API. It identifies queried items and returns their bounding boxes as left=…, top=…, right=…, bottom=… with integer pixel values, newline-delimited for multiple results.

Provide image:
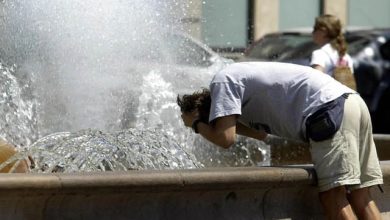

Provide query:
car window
left=163, top=34, right=213, bottom=67
left=346, top=35, right=372, bottom=56
left=246, top=34, right=313, bottom=60
left=278, top=41, right=319, bottom=61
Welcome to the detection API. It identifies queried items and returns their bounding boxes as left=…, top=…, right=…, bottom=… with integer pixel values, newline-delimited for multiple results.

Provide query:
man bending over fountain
left=177, top=62, right=383, bottom=220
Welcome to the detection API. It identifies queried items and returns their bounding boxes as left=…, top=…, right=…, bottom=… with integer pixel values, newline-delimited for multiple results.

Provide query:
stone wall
left=0, top=164, right=389, bottom=219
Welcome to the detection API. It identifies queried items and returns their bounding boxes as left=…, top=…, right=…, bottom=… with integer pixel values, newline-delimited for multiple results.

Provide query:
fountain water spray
left=0, top=0, right=268, bottom=172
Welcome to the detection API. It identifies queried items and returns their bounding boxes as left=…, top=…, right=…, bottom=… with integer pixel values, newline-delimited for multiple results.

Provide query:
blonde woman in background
left=311, top=14, right=354, bottom=76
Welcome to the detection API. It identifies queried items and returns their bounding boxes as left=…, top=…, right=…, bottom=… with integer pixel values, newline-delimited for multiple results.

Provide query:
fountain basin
left=0, top=163, right=389, bottom=220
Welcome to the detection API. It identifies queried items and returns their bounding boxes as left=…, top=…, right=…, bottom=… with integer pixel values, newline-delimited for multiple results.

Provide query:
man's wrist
left=191, top=119, right=202, bottom=133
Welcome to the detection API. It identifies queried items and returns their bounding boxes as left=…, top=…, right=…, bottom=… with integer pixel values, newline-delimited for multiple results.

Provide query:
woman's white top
left=310, top=43, right=354, bottom=76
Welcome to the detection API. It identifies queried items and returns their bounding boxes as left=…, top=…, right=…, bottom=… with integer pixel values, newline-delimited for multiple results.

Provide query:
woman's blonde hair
left=314, top=14, right=347, bottom=57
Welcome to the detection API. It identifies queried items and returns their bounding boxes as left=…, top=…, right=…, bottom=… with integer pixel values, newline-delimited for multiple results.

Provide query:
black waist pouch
left=306, top=94, right=348, bottom=142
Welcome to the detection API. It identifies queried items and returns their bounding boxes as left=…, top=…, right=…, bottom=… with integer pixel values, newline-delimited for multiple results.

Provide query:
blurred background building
left=182, top=0, right=390, bottom=54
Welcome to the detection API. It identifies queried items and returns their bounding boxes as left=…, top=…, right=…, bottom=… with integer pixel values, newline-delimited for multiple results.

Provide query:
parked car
left=372, top=39, right=390, bottom=133
left=240, top=28, right=390, bottom=133
left=126, top=31, right=233, bottom=93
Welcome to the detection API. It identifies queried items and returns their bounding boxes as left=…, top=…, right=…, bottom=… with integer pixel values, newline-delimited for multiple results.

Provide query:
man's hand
left=181, top=111, right=199, bottom=127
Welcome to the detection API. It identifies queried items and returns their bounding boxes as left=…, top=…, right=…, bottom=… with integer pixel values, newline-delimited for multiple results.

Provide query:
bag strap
left=337, top=58, right=348, bottom=66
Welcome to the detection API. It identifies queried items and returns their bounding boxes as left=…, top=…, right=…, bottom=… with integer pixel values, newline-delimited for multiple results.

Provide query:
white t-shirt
left=209, top=62, right=355, bottom=141
left=310, top=43, right=354, bottom=76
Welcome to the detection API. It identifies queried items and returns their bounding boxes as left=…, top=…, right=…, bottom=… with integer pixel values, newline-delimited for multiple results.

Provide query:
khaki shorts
left=309, top=94, right=383, bottom=192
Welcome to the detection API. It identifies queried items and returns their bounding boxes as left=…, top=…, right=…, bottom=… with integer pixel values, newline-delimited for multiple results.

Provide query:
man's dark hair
left=177, top=88, right=211, bottom=123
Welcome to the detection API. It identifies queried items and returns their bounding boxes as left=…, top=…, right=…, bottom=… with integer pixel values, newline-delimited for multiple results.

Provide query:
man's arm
left=235, top=121, right=268, bottom=141
left=195, top=115, right=237, bottom=148
left=182, top=112, right=267, bottom=148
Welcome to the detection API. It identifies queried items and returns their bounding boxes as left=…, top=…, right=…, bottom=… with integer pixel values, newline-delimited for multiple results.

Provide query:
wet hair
left=314, top=14, right=347, bottom=57
left=177, top=88, right=211, bottom=123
